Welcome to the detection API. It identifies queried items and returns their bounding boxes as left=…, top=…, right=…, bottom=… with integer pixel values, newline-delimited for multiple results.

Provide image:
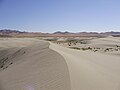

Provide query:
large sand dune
left=0, top=37, right=120, bottom=90
left=0, top=38, right=70, bottom=90
left=50, top=41, right=120, bottom=90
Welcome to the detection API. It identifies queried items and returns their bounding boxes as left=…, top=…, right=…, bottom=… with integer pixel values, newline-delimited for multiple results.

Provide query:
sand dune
left=0, top=37, right=120, bottom=90
left=55, top=37, right=120, bottom=56
left=0, top=38, right=70, bottom=90
left=50, top=41, right=120, bottom=90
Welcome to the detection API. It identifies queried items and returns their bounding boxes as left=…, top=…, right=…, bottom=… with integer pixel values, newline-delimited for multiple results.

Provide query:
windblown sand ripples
left=0, top=38, right=71, bottom=90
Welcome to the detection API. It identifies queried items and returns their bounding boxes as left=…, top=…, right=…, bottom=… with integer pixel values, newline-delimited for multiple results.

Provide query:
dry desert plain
left=0, top=37, right=120, bottom=90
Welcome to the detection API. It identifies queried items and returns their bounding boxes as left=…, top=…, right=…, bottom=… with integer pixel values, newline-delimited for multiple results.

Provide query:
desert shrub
left=94, top=50, right=98, bottom=52
left=69, top=47, right=81, bottom=50
left=88, top=47, right=92, bottom=50
left=0, top=65, right=3, bottom=68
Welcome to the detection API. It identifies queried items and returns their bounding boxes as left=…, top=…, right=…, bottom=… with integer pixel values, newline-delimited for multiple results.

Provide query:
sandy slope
left=56, top=37, right=120, bottom=56
left=50, top=42, right=120, bottom=90
left=0, top=38, right=70, bottom=90
left=87, top=37, right=120, bottom=47
left=1, top=37, right=120, bottom=90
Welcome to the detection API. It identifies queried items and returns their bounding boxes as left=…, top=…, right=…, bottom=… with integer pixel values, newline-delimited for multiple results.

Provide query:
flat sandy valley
left=0, top=37, right=120, bottom=90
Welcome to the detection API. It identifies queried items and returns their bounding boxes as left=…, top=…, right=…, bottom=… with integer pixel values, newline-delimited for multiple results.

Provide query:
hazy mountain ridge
left=54, top=31, right=120, bottom=34
left=0, top=29, right=26, bottom=34
left=0, top=29, right=120, bottom=37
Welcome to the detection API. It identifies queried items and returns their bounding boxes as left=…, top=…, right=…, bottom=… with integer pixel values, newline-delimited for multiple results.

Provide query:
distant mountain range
left=53, top=31, right=120, bottom=35
left=0, top=29, right=26, bottom=34
left=0, top=29, right=41, bottom=37
left=0, top=29, right=120, bottom=37
left=103, top=31, right=120, bottom=35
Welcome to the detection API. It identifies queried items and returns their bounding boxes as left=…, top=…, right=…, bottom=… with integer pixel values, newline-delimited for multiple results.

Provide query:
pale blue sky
left=0, top=0, right=120, bottom=32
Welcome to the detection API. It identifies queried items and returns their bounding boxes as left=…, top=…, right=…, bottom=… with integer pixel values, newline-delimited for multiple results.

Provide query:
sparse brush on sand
left=54, top=37, right=120, bottom=56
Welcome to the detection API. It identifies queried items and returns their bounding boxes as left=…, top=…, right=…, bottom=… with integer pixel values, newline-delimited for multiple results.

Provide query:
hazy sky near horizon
left=0, top=0, right=120, bottom=32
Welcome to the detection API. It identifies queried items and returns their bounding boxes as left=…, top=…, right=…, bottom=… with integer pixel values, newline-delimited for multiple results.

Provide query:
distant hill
left=52, top=31, right=120, bottom=37
left=102, top=31, right=120, bottom=35
left=105, top=31, right=120, bottom=37
left=0, top=29, right=42, bottom=37
left=53, top=31, right=73, bottom=34
left=0, top=29, right=26, bottom=34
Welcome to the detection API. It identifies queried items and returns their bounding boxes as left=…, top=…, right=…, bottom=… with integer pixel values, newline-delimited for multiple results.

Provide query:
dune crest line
left=50, top=42, right=120, bottom=90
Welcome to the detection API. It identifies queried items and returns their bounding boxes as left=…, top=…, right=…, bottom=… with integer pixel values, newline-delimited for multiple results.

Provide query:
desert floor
left=0, top=37, right=120, bottom=90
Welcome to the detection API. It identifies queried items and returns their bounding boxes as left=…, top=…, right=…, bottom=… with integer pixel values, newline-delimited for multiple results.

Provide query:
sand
left=50, top=40, right=120, bottom=90
left=0, top=38, right=70, bottom=90
left=55, top=37, right=120, bottom=56
left=0, top=37, right=120, bottom=90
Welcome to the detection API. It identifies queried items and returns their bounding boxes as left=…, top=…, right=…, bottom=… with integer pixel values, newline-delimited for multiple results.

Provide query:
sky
left=0, top=0, right=120, bottom=32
